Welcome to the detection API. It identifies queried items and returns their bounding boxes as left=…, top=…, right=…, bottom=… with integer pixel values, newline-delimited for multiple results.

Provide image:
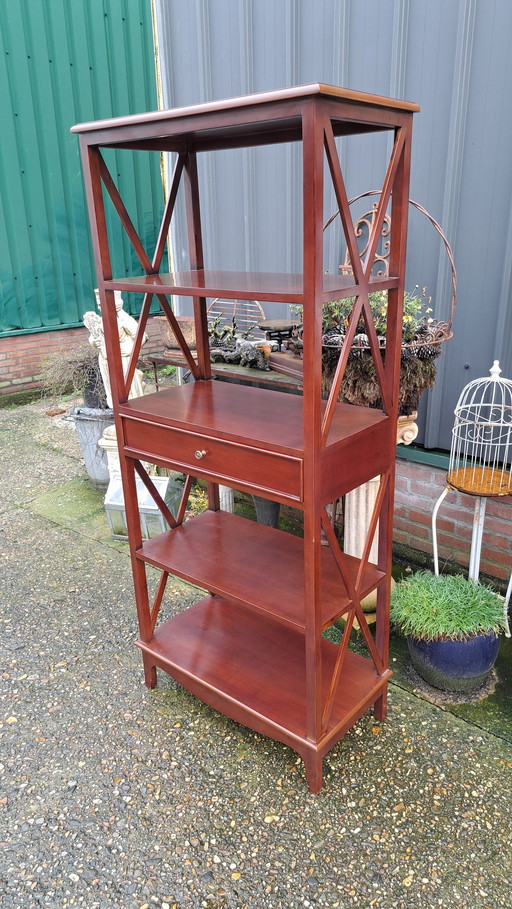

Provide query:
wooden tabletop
left=71, top=83, right=419, bottom=135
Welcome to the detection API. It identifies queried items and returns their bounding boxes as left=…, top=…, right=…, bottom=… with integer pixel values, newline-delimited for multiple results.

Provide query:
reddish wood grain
left=137, top=510, right=385, bottom=631
left=75, top=84, right=416, bottom=791
left=135, top=595, right=391, bottom=759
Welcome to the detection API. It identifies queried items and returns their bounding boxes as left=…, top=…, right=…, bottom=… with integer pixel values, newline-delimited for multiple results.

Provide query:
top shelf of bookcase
left=71, top=82, right=419, bottom=152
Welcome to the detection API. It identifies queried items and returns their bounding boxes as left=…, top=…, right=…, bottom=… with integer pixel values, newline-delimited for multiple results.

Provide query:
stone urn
left=156, top=315, right=196, bottom=350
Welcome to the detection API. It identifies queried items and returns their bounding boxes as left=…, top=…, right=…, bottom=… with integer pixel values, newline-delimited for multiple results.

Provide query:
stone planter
left=71, top=406, right=114, bottom=488
left=156, top=315, right=196, bottom=350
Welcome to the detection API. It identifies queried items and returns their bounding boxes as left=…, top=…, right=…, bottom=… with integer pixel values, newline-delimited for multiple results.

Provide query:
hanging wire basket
left=322, top=192, right=457, bottom=353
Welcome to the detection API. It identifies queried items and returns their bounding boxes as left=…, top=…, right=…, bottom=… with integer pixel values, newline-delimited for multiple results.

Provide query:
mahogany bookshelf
left=72, top=83, right=418, bottom=792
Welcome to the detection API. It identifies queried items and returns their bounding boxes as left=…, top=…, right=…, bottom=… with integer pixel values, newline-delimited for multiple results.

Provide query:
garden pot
left=252, top=495, right=281, bottom=529
left=156, top=315, right=196, bottom=350
left=83, top=368, right=108, bottom=408
left=407, top=633, right=501, bottom=692
left=72, top=406, right=114, bottom=488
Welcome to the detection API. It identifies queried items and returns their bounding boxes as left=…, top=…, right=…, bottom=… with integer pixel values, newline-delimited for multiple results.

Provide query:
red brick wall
left=0, top=318, right=164, bottom=395
left=394, top=458, right=512, bottom=586
left=0, top=327, right=86, bottom=393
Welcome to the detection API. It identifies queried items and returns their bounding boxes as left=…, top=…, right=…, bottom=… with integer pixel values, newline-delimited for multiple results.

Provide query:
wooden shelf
left=74, top=83, right=420, bottom=128
left=137, top=510, right=385, bottom=631
left=74, top=82, right=416, bottom=791
left=121, top=381, right=303, bottom=453
left=120, top=381, right=391, bottom=503
left=149, top=354, right=304, bottom=390
left=135, top=595, right=391, bottom=755
left=104, top=269, right=399, bottom=304
left=119, top=380, right=391, bottom=458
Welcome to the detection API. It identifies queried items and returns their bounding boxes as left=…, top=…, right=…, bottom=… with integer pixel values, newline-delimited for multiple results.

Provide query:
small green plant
left=186, top=484, right=209, bottom=516
left=208, top=315, right=238, bottom=345
left=390, top=571, right=505, bottom=641
left=141, top=361, right=176, bottom=380
left=208, top=315, right=257, bottom=345
left=318, top=286, right=441, bottom=414
left=159, top=364, right=176, bottom=378
left=321, top=287, right=432, bottom=342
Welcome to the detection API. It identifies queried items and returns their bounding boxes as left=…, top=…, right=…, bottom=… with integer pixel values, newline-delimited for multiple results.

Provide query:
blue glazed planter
left=407, top=633, right=501, bottom=692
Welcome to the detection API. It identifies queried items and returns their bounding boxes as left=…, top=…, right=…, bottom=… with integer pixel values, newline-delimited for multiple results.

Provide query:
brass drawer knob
left=195, top=449, right=207, bottom=460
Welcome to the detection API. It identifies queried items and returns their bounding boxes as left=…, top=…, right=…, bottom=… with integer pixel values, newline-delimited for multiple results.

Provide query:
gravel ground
left=1, top=401, right=511, bottom=909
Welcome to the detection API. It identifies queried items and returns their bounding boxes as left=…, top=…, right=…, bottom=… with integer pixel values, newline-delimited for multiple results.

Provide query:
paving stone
left=1, top=400, right=511, bottom=908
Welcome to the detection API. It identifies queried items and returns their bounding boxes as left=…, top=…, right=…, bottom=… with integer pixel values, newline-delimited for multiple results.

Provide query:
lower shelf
left=136, top=594, right=391, bottom=759
left=137, top=509, right=385, bottom=631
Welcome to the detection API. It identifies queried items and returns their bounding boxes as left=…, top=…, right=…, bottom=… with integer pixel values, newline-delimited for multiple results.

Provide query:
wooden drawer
left=121, top=416, right=303, bottom=502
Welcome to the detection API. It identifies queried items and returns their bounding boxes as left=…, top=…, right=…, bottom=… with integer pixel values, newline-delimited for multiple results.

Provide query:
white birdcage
left=432, top=361, right=512, bottom=636
left=447, top=360, right=512, bottom=497
left=432, top=360, right=512, bottom=637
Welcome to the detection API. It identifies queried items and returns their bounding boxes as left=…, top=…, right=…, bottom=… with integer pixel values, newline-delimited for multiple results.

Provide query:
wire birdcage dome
left=447, top=361, right=512, bottom=497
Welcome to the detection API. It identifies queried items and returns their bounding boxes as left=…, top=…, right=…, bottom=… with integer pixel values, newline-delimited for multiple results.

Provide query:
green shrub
left=390, top=571, right=505, bottom=641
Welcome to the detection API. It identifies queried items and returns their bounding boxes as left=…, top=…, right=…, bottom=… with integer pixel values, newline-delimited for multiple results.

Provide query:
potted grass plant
left=390, top=571, right=506, bottom=692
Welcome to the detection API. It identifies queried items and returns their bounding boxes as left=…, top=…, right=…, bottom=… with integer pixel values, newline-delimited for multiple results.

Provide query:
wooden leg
left=207, top=481, right=220, bottom=511
left=374, top=686, right=388, bottom=722
left=304, top=750, right=323, bottom=795
left=143, top=654, right=157, bottom=689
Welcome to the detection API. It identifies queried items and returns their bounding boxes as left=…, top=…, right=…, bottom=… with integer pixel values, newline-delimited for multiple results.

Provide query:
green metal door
left=0, top=0, right=162, bottom=335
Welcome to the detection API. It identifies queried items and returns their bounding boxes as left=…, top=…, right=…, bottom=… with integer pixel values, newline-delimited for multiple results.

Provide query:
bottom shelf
left=136, top=595, right=390, bottom=770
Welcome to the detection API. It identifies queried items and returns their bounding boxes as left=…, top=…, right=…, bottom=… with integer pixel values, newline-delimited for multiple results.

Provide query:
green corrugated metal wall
left=0, top=0, right=162, bottom=334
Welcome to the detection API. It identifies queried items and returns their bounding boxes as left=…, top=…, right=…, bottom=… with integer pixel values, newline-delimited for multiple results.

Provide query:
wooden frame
left=72, top=83, right=418, bottom=792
